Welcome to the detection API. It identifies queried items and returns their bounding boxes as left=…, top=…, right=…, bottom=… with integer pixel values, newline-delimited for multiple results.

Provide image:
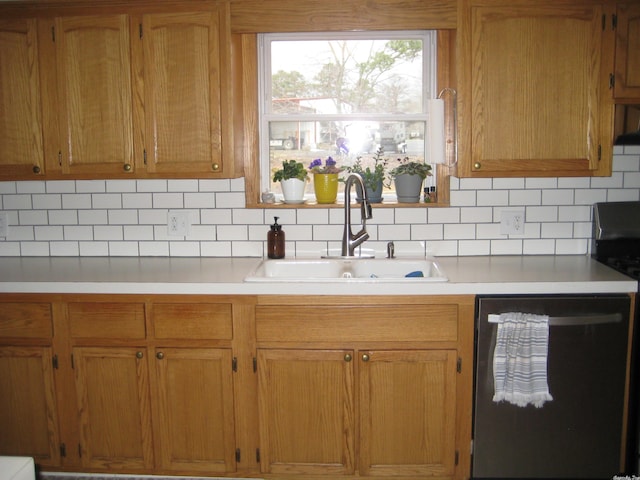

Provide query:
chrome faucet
left=342, top=173, right=373, bottom=257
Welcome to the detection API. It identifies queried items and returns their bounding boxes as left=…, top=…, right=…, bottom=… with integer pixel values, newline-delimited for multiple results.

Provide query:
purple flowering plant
left=308, top=156, right=343, bottom=174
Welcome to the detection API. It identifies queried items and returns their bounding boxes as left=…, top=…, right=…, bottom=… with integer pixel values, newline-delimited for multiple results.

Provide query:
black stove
left=593, top=201, right=640, bottom=474
left=593, top=201, right=640, bottom=282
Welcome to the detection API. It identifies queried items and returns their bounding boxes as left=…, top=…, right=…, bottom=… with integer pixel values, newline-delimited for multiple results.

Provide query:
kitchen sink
left=243, top=257, right=448, bottom=282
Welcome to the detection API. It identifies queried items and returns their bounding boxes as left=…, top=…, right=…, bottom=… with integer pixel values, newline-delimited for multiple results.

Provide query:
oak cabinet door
left=53, top=15, right=135, bottom=176
left=359, top=349, right=457, bottom=477
left=0, top=19, right=45, bottom=178
left=73, top=346, right=153, bottom=470
left=0, top=346, right=60, bottom=466
left=140, top=9, right=230, bottom=176
left=614, top=3, right=640, bottom=99
left=257, top=348, right=356, bottom=475
left=152, top=347, right=236, bottom=473
left=459, top=3, right=613, bottom=177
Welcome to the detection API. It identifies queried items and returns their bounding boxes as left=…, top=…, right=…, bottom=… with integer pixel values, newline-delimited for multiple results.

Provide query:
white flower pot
left=280, top=178, right=306, bottom=204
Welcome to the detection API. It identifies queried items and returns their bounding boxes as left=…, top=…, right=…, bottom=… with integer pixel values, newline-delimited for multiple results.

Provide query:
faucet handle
left=361, top=201, right=373, bottom=220
left=387, top=241, right=395, bottom=259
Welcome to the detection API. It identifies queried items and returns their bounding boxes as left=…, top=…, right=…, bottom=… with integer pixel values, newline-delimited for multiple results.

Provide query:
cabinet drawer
left=0, top=303, right=52, bottom=338
left=152, top=303, right=232, bottom=340
left=256, top=305, right=458, bottom=343
left=68, top=302, right=146, bottom=339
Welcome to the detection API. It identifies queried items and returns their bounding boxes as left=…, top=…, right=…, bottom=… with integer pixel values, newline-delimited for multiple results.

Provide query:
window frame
left=235, top=30, right=455, bottom=209
left=257, top=31, right=438, bottom=201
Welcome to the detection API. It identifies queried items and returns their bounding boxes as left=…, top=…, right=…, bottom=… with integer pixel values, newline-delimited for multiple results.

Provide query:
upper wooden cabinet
left=457, top=1, right=615, bottom=177
left=0, top=19, right=45, bottom=179
left=0, top=1, right=235, bottom=180
left=613, top=3, right=640, bottom=100
left=42, top=15, right=136, bottom=177
left=136, top=9, right=232, bottom=177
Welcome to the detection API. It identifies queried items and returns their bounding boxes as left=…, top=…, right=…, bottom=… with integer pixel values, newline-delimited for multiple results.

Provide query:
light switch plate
left=0, top=211, right=8, bottom=238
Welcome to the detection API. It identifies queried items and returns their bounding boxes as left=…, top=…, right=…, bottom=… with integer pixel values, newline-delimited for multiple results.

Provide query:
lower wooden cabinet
left=0, top=294, right=474, bottom=480
left=254, top=298, right=473, bottom=480
left=0, top=301, right=59, bottom=466
left=257, top=348, right=458, bottom=477
left=0, top=346, right=60, bottom=465
left=73, top=346, right=154, bottom=470
left=152, top=347, right=236, bottom=473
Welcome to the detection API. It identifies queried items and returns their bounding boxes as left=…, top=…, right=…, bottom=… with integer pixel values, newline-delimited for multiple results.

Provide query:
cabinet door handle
left=136, top=351, right=144, bottom=359
left=212, top=163, right=220, bottom=171
left=156, top=352, right=164, bottom=360
left=473, top=162, right=481, bottom=170
left=344, top=353, right=352, bottom=362
left=361, top=353, right=370, bottom=362
left=123, top=163, right=132, bottom=172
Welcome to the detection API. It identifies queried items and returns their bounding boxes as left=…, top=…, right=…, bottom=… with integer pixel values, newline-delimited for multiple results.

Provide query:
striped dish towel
left=493, top=312, right=553, bottom=408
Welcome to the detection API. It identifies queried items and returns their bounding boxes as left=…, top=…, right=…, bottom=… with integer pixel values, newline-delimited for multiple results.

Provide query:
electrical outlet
left=167, top=211, right=191, bottom=236
left=500, top=210, right=525, bottom=235
left=0, top=212, right=7, bottom=238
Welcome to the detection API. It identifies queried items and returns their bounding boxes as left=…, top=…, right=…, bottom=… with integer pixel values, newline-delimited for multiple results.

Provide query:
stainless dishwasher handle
left=488, top=313, right=623, bottom=326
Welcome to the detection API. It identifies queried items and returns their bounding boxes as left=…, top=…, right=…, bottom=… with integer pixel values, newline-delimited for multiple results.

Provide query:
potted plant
left=343, top=146, right=388, bottom=203
left=272, top=159, right=309, bottom=204
left=308, top=156, right=343, bottom=204
left=389, top=156, right=432, bottom=203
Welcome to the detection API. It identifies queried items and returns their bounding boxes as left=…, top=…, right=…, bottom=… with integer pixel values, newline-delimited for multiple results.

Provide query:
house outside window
left=258, top=31, right=438, bottom=202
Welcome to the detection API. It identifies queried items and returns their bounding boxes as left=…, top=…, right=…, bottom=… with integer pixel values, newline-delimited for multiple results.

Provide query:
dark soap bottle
left=267, top=216, right=285, bottom=259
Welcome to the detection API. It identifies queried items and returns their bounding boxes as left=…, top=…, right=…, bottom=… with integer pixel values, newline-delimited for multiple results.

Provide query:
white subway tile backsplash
left=21, top=242, right=50, bottom=256
left=395, top=208, right=427, bottom=224
left=109, top=241, right=140, bottom=256
left=16, top=181, right=46, bottom=194
left=62, top=193, right=91, bottom=209
left=477, top=189, right=509, bottom=206
left=19, top=210, right=48, bottom=225
left=76, top=180, right=106, bottom=193
left=215, top=192, right=246, bottom=208
left=92, top=193, right=122, bottom=209
left=48, top=210, right=78, bottom=225
left=523, top=239, right=555, bottom=255
left=493, top=177, right=524, bottom=190
left=459, top=239, right=490, bottom=256
left=33, top=194, right=62, bottom=210
left=50, top=241, right=79, bottom=256
left=107, top=180, right=137, bottom=192
left=1, top=149, right=640, bottom=257
left=491, top=239, right=523, bottom=255
left=5, top=194, right=32, bottom=210
left=137, top=180, right=168, bottom=192
left=35, top=225, right=64, bottom=241
left=139, top=241, right=170, bottom=256
left=169, top=241, right=200, bottom=257
left=153, top=192, right=184, bottom=209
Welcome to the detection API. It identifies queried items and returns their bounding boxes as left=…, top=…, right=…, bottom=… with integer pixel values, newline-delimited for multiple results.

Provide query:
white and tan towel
left=493, top=312, right=553, bottom=408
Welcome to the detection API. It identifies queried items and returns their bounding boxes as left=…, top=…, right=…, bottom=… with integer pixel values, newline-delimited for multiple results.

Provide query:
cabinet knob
left=123, top=163, right=132, bottom=172
left=361, top=353, right=370, bottom=362
left=136, top=351, right=144, bottom=359
left=212, top=163, right=220, bottom=171
left=32, top=165, right=41, bottom=174
left=344, top=353, right=352, bottom=362
left=156, top=352, right=164, bottom=360
left=473, top=162, right=481, bottom=170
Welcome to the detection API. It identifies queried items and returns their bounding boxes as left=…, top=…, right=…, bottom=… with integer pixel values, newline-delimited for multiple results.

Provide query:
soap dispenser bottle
left=267, top=216, right=285, bottom=259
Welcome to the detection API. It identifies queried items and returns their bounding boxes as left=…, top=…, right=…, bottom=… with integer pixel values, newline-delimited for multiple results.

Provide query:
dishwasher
left=472, top=294, right=631, bottom=479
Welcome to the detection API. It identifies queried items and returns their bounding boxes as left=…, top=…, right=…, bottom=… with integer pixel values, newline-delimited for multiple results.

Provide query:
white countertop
left=0, top=255, right=635, bottom=295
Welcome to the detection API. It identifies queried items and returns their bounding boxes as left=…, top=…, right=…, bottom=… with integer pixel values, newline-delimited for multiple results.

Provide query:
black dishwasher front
left=473, top=294, right=631, bottom=479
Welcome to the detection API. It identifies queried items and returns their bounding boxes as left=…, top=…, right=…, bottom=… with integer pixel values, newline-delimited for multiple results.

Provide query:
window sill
left=246, top=200, right=447, bottom=209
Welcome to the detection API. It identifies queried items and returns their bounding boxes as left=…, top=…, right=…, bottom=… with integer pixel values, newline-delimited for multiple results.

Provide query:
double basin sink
left=244, top=257, right=448, bottom=283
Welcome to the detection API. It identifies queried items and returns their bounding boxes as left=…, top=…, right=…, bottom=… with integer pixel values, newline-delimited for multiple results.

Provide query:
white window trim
left=258, top=31, right=438, bottom=197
